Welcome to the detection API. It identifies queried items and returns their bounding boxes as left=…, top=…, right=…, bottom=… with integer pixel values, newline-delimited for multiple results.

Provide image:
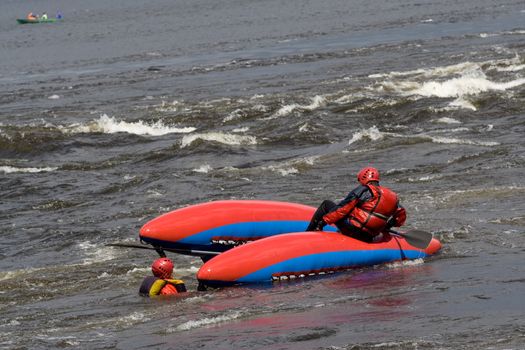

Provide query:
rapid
left=1, top=0, right=524, bottom=349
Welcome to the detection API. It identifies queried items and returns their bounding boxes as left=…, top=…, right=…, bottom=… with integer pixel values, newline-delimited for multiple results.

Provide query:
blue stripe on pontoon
left=178, top=220, right=338, bottom=244
left=238, top=249, right=428, bottom=283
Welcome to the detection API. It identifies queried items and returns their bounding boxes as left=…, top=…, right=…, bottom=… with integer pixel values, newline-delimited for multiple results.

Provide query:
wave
left=192, top=164, right=213, bottom=173
left=62, top=114, right=196, bottom=136
left=348, top=126, right=384, bottom=145
left=78, top=241, right=118, bottom=265
left=269, top=95, right=326, bottom=119
left=173, top=311, right=244, bottom=331
left=0, top=166, right=58, bottom=174
left=494, top=64, right=525, bottom=72
left=435, top=117, right=461, bottom=124
left=407, top=174, right=445, bottom=182
left=370, top=56, right=525, bottom=110
left=181, top=132, right=257, bottom=148
left=260, top=156, right=317, bottom=176
left=427, top=135, right=499, bottom=147
left=376, top=68, right=525, bottom=99
left=412, top=73, right=525, bottom=99
left=223, top=109, right=246, bottom=122
left=347, top=126, right=498, bottom=147
left=369, top=61, right=481, bottom=80
left=262, top=165, right=299, bottom=176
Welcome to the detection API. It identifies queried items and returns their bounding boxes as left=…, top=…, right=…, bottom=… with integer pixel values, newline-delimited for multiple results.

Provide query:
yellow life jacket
left=139, top=276, right=186, bottom=296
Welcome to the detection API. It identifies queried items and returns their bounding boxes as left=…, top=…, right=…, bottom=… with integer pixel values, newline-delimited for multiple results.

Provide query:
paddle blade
left=106, top=242, right=155, bottom=250
left=390, top=229, right=433, bottom=249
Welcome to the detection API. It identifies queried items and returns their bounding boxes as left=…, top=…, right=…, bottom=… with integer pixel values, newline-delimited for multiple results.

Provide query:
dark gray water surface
left=1, top=0, right=524, bottom=349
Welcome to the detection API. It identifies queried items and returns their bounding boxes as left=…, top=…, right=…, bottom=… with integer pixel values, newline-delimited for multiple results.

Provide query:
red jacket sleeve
left=322, top=199, right=358, bottom=225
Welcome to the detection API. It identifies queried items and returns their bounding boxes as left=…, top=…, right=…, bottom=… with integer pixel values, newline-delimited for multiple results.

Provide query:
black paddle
left=388, top=229, right=433, bottom=249
left=106, top=242, right=220, bottom=258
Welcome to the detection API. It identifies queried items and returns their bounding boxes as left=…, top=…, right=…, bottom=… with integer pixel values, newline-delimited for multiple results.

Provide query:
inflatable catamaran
left=137, top=200, right=441, bottom=286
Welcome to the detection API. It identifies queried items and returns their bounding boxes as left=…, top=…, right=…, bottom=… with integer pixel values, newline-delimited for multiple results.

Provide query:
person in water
left=139, top=257, right=186, bottom=296
left=306, top=166, right=406, bottom=242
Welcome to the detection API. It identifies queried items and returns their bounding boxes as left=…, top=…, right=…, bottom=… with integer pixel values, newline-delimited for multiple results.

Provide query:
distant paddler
left=26, top=12, right=38, bottom=20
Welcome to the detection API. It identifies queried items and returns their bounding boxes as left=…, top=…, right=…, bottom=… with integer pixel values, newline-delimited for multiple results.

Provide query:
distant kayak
left=17, top=18, right=59, bottom=24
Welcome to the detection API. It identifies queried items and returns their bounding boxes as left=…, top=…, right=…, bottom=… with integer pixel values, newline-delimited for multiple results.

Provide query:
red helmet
left=357, top=167, right=380, bottom=185
left=151, top=257, right=173, bottom=279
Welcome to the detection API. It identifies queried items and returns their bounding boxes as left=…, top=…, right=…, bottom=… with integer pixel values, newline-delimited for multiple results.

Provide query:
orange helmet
left=357, top=167, right=380, bottom=185
left=151, top=257, right=173, bottom=279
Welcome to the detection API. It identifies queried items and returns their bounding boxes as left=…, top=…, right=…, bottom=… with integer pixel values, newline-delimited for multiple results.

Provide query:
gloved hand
left=386, top=216, right=396, bottom=229
left=316, top=220, right=326, bottom=231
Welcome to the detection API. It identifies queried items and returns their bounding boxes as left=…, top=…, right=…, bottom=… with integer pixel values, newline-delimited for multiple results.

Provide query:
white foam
left=186, top=265, right=200, bottom=273
left=348, top=126, right=384, bottom=145
left=263, top=165, right=299, bottom=176
left=48, top=94, right=60, bottom=100
left=412, top=72, right=525, bottom=98
left=407, top=174, right=444, bottom=182
left=298, top=123, right=309, bottom=132
left=64, top=114, right=196, bottom=136
left=78, top=241, right=116, bottom=265
left=303, top=95, right=326, bottom=110
left=270, top=95, right=326, bottom=118
left=182, top=295, right=210, bottom=304
left=495, top=64, right=525, bottom=72
left=480, top=33, right=497, bottom=38
left=375, top=61, right=479, bottom=79
left=428, top=135, right=499, bottom=146
left=272, top=103, right=300, bottom=118
left=431, top=127, right=470, bottom=133
left=449, top=97, right=477, bottom=111
left=33, top=335, right=79, bottom=346
left=435, top=117, right=461, bottom=124
left=385, top=167, right=409, bottom=175
left=193, top=164, right=212, bottom=173
left=369, top=68, right=427, bottom=79
left=372, top=58, right=525, bottom=108
left=0, top=271, right=18, bottom=282
left=126, top=267, right=150, bottom=275
left=385, top=258, right=425, bottom=269
left=346, top=127, right=497, bottom=148
left=155, top=100, right=183, bottom=112
left=146, top=189, right=164, bottom=198
left=181, top=132, right=256, bottom=148
left=118, top=312, right=149, bottom=326
left=262, top=156, right=317, bottom=176
left=223, top=109, right=244, bottom=122
left=252, top=104, right=269, bottom=112
left=0, top=166, right=57, bottom=174
left=174, top=311, right=243, bottom=331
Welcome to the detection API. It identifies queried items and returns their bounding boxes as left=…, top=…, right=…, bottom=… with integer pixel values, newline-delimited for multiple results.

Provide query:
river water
left=1, top=0, right=524, bottom=349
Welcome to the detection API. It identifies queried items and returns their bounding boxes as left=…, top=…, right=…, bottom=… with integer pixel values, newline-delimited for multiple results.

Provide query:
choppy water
left=1, top=0, right=525, bottom=349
